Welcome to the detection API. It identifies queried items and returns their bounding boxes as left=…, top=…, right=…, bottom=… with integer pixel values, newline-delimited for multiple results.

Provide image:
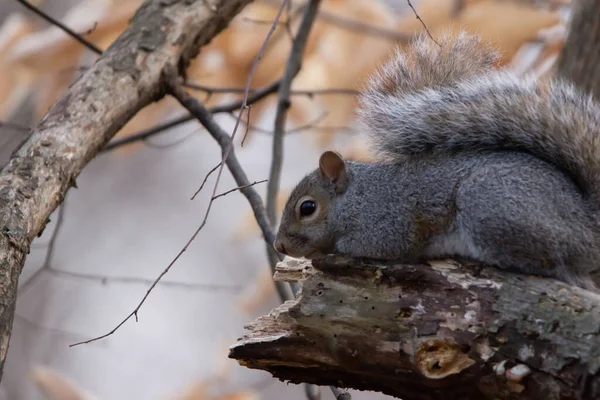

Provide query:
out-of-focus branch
left=103, top=81, right=358, bottom=152
left=14, top=0, right=103, bottom=54
left=183, top=82, right=359, bottom=97
left=102, top=80, right=282, bottom=152
left=266, top=0, right=322, bottom=250
left=260, top=0, right=412, bottom=42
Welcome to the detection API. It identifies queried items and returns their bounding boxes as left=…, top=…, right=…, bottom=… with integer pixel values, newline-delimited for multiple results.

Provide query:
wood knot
left=415, top=340, right=475, bottom=379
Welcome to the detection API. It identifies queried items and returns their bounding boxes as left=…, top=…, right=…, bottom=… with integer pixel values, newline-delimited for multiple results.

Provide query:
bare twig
left=260, top=0, right=412, bottom=42
left=267, top=0, right=322, bottom=226
left=212, top=180, right=268, bottom=201
left=170, top=79, right=328, bottom=399
left=406, top=0, right=441, bottom=47
left=167, top=81, right=276, bottom=246
left=19, top=189, right=239, bottom=296
left=103, top=81, right=357, bottom=152
left=141, top=129, right=196, bottom=149
left=243, top=105, right=252, bottom=144
left=191, top=163, right=221, bottom=200
left=317, top=8, right=411, bottom=42
left=183, top=82, right=359, bottom=97
left=102, top=80, right=283, bottom=152
left=167, top=77, right=291, bottom=298
left=226, top=110, right=351, bottom=136
left=71, top=0, right=290, bottom=347
left=14, top=0, right=103, bottom=54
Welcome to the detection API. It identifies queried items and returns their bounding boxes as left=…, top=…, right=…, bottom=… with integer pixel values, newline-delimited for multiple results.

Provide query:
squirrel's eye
left=299, top=200, right=317, bottom=218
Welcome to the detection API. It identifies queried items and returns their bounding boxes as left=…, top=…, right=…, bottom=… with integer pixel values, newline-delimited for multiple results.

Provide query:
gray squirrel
left=273, top=32, right=600, bottom=291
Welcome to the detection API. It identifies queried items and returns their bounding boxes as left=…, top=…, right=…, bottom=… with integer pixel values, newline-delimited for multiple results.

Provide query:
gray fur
left=274, top=32, right=600, bottom=291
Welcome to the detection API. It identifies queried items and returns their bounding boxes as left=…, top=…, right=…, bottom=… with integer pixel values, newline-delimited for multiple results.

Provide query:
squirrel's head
left=273, top=151, right=349, bottom=259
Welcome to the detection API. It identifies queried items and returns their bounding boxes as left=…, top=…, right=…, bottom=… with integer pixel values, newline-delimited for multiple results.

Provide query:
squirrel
left=273, top=31, right=600, bottom=291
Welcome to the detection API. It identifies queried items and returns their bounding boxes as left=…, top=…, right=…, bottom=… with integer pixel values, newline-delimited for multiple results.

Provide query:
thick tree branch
left=0, top=0, right=254, bottom=379
left=230, top=256, right=600, bottom=400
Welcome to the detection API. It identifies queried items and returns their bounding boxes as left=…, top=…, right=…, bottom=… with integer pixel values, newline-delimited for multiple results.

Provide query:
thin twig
left=267, top=0, right=322, bottom=227
left=406, top=0, right=441, bottom=47
left=14, top=0, right=103, bottom=54
left=183, top=82, right=359, bottom=97
left=167, top=82, right=277, bottom=246
left=102, top=80, right=283, bottom=152
left=260, top=0, right=412, bottom=42
left=243, top=105, right=252, bottom=145
left=212, top=180, right=268, bottom=201
left=105, top=67, right=358, bottom=153
left=227, top=110, right=347, bottom=136
left=166, top=77, right=291, bottom=296
left=71, top=0, right=291, bottom=347
left=142, top=130, right=196, bottom=149
left=191, top=163, right=221, bottom=200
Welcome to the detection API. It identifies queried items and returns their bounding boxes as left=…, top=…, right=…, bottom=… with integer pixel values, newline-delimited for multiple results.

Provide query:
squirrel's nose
left=273, top=238, right=287, bottom=255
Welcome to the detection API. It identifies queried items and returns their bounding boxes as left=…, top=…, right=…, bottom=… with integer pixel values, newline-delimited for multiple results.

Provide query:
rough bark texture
left=557, top=0, right=600, bottom=98
left=230, top=256, right=600, bottom=400
left=0, top=0, right=253, bottom=381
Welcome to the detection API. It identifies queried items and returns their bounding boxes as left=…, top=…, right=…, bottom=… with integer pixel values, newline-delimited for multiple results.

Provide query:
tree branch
left=266, top=0, right=321, bottom=225
left=0, top=0, right=254, bottom=379
left=102, top=79, right=283, bottom=152
left=230, top=256, right=600, bottom=400
left=14, top=0, right=103, bottom=54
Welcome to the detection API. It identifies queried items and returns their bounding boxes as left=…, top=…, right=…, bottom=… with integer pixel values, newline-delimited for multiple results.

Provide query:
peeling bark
left=0, top=0, right=254, bottom=381
left=229, top=256, right=600, bottom=400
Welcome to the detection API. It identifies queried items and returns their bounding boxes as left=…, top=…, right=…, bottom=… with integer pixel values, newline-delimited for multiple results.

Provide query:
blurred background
left=0, top=0, right=573, bottom=398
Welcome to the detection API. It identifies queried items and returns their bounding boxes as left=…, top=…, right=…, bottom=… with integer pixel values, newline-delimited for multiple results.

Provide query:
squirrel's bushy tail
left=358, top=31, right=600, bottom=200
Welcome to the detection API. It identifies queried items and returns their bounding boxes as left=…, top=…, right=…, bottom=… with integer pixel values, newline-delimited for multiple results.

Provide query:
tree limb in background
left=167, top=75, right=350, bottom=400
left=14, top=0, right=103, bottom=54
left=266, top=0, right=321, bottom=225
left=263, top=0, right=322, bottom=296
left=102, top=79, right=282, bottom=152
left=0, top=0, right=254, bottom=380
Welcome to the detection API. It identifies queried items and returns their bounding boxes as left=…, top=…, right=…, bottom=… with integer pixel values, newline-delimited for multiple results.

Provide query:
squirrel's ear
left=319, top=151, right=349, bottom=193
